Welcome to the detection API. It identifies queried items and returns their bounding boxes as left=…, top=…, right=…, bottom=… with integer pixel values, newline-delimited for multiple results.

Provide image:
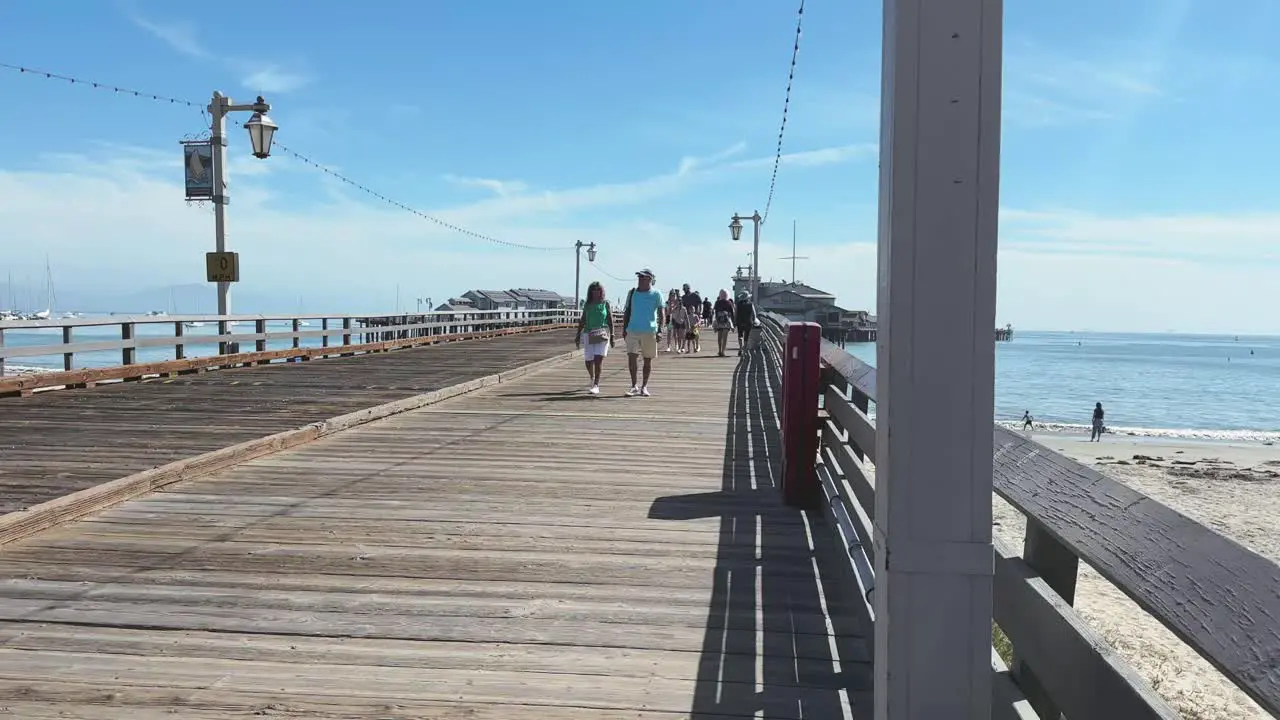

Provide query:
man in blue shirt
left=622, top=268, right=665, bottom=397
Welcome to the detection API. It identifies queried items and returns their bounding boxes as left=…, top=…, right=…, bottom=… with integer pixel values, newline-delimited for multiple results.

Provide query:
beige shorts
left=625, top=333, right=658, bottom=359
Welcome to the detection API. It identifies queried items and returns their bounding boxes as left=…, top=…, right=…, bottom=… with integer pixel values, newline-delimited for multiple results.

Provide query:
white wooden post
left=872, top=0, right=1003, bottom=718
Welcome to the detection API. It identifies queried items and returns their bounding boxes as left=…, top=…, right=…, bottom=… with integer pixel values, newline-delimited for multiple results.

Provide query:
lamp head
left=729, top=215, right=744, bottom=242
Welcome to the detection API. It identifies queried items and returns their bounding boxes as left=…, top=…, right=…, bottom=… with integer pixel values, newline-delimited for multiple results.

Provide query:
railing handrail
left=759, top=311, right=1278, bottom=719
left=1, top=310, right=578, bottom=395
left=0, top=307, right=571, bottom=331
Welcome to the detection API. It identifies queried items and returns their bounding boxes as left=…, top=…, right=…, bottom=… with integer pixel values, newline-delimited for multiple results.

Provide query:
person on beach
left=734, top=291, right=759, bottom=356
left=1091, top=402, right=1105, bottom=442
left=712, top=289, right=735, bottom=357
left=574, top=281, right=614, bottom=396
left=1022, top=410, right=1034, bottom=431
left=622, top=269, right=664, bottom=397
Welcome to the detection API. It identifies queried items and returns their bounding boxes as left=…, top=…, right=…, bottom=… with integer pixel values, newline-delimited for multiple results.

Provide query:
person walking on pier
left=664, top=289, right=682, bottom=353
left=623, top=269, right=664, bottom=396
left=734, top=291, right=759, bottom=356
left=668, top=290, right=689, bottom=354
left=712, top=289, right=735, bottom=357
left=574, top=281, right=615, bottom=395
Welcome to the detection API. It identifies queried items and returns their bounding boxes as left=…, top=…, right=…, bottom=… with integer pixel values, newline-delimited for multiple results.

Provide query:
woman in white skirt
left=574, top=281, right=615, bottom=395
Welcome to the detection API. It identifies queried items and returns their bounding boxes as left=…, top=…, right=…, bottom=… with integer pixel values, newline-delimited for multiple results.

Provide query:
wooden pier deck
left=0, top=329, right=576, bottom=514
left=0, top=343, right=870, bottom=718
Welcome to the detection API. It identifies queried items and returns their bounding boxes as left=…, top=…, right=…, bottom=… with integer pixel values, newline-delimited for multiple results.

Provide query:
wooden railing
left=0, top=308, right=577, bottom=396
left=757, top=312, right=1280, bottom=720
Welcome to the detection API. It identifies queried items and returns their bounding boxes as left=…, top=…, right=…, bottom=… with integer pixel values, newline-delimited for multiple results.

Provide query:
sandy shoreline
left=997, top=430, right=1277, bottom=719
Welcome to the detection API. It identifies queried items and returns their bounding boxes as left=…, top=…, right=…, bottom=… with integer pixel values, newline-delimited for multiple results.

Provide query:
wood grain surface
left=0, top=341, right=871, bottom=718
left=0, top=330, right=575, bottom=514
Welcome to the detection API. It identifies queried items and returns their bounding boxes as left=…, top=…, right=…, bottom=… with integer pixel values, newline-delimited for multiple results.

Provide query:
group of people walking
left=573, top=269, right=759, bottom=397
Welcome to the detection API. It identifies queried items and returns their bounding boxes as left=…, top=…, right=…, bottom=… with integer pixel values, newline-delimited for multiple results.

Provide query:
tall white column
left=872, top=0, right=1003, bottom=718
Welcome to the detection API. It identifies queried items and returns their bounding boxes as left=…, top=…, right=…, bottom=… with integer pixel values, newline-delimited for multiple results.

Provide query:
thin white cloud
left=433, top=142, right=873, bottom=225
left=1003, top=38, right=1171, bottom=127
left=240, top=65, right=313, bottom=95
left=729, top=143, right=879, bottom=170
left=130, top=15, right=209, bottom=59
left=1000, top=207, right=1280, bottom=263
left=677, top=142, right=747, bottom=176
left=129, top=11, right=312, bottom=94
left=3, top=147, right=1278, bottom=333
left=443, top=175, right=530, bottom=197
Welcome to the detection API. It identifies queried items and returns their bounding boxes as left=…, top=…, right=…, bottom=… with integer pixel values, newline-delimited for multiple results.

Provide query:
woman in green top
left=574, top=281, right=615, bottom=395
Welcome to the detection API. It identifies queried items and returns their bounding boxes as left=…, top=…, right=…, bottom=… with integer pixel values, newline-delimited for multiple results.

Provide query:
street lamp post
left=729, top=211, right=762, bottom=302
left=208, top=91, right=278, bottom=323
left=574, top=240, right=597, bottom=309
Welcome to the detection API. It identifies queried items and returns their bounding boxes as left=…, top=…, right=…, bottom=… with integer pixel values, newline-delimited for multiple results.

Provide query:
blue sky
left=1, top=0, right=1278, bottom=331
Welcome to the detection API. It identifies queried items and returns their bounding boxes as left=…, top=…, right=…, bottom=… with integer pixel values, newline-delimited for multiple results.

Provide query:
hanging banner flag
left=182, top=140, right=213, bottom=199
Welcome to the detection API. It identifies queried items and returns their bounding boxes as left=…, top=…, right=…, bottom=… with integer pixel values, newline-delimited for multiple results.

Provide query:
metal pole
left=210, top=92, right=230, bottom=320
left=751, top=212, right=761, bottom=303
left=573, top=241, right=582, bottom=310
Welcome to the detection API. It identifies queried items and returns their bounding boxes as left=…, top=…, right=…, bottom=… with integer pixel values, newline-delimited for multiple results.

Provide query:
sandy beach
left=995, top=430, right=1279, bottom=719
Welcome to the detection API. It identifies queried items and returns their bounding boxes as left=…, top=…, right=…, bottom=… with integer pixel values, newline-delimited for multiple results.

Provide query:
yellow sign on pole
left=206, top=252, right=240, bottom=283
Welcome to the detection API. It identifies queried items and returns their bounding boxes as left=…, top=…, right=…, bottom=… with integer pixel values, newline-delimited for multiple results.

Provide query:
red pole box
left=780, top=321, right=822, bottom=508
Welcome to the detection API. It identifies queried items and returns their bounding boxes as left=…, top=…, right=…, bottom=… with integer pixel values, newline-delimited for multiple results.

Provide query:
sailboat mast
left=45, top=256, right=56, bottom=314
left=791, top=220, right=797, bottom=284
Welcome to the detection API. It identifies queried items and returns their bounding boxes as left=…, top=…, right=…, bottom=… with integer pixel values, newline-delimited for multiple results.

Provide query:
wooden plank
left=992, top=538, right=1178, bottom=719
left=0, top=330, right=578, bottom=512
left=0, top=337, right=868, bottom=717
left=0, top=350, right=580, bottom=546
left=825, top=385, right=877, bottom=462
left=993, top=426, right=1280, bottom=714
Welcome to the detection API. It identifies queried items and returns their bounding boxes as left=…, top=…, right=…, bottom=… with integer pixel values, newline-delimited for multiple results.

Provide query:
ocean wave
left=995, top=420, right=1280, bottom=444
left=0, top=364, right=54, bottom=377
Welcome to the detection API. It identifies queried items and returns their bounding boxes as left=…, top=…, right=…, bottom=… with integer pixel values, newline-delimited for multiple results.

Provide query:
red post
left=780, top=321, right=822, bottom=508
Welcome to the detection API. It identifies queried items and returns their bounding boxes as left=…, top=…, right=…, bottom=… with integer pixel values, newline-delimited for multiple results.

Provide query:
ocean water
left=840, top=331, right=1280, bottom=443
left=1, top=318, right=331, bottom=374
left=10, top=322, right=1280, bottom=443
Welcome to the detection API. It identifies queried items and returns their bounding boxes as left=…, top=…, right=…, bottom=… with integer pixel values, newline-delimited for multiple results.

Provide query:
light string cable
left=0, top=61, right=569, bottom=253
left=760, top=0, right=805, bottom=225
left=586, top=262, right=629, bottom=283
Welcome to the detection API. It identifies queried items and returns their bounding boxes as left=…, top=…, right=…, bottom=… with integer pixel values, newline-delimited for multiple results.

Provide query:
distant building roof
left=759, top=281, right=836, bottom=299
left=510, top=288, right=564, bottom=303
left=470, top=290, right=519, bottom=304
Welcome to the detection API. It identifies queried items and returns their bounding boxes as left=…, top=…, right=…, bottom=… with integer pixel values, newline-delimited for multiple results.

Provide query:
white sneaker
left=640, top=386, right=651, bottom=397
left=625, top=386, right=640, bottom=397
left=588, top=385, right=600, bottom=395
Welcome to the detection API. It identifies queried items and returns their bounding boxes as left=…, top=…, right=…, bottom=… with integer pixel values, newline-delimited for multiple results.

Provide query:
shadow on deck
left=651, top=346, right=873, bottom=718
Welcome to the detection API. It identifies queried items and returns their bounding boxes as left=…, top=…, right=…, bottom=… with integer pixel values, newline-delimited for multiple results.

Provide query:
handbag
left=587, top=328, right=609, bottom=344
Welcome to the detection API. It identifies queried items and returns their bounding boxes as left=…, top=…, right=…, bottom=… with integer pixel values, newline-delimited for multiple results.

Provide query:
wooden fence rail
left=757, top=312, right=1279, bottom=720
left=0, top=309, right=581, bottom=397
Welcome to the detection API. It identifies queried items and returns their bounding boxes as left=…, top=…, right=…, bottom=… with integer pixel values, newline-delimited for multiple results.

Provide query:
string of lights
left=272, top=144, right=569, bottom=252
left=586, top=262, right=629, bottom=283
left=0, top=62, right=202, bottom=108
left=761, top=0, right=805, bottom=225
left=0, top=61, right=569, bottom=253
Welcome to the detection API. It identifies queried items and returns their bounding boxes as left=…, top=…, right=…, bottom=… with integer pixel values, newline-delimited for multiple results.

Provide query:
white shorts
left=582, top=333, right=609, bottom=361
